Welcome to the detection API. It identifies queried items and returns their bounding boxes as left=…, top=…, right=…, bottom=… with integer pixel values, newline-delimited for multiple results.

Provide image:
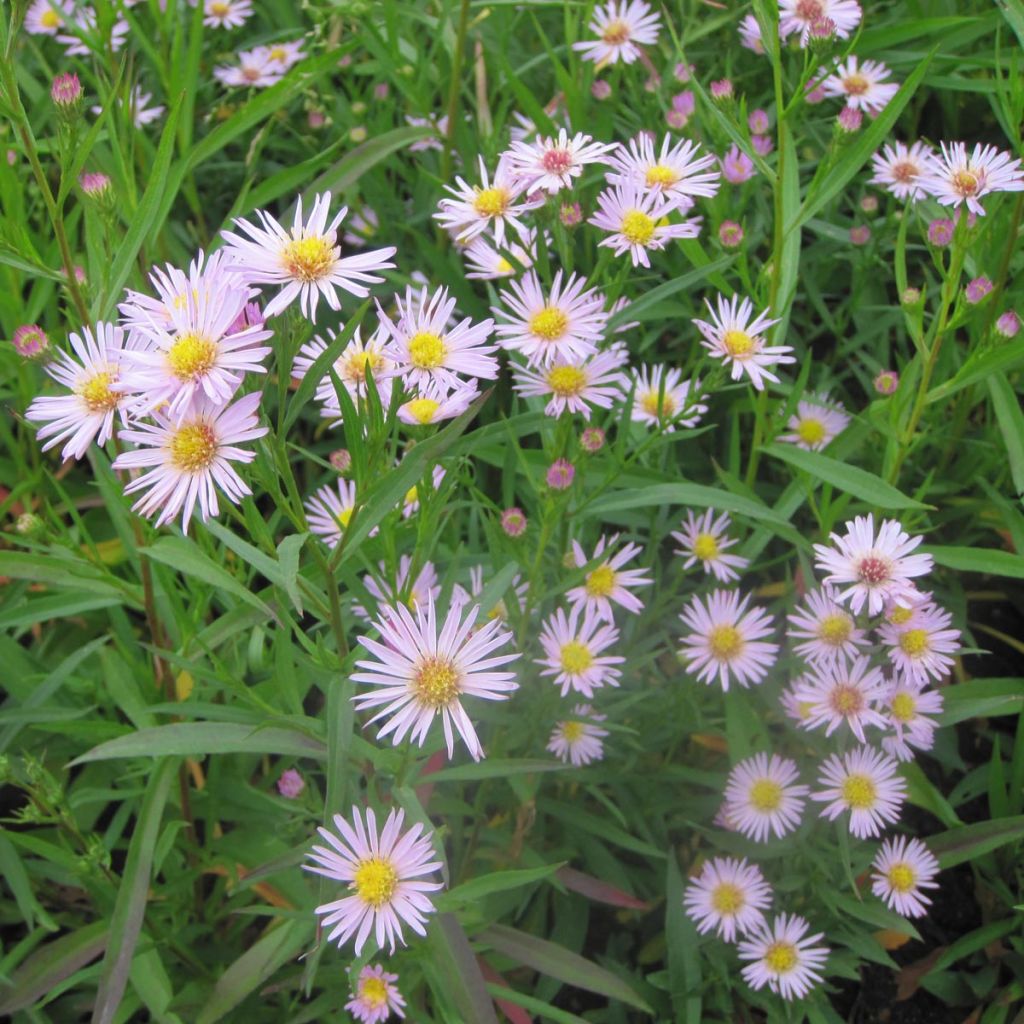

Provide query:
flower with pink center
left=751, top=134, right=774, bottom=157
left=870, top=140, right=933, bottom=201
left=572, top=0, right=661, bottom=66
left=996, top=311, right=1020, bottom=338
left=965, top=276, right=993, bottom=304
left=345, top=964, right=406, bottom=1023
left=536, top=606, right=623, bottom=698
left=812, top=745, right=906, bottom=838
left=921, top=141, right=1024, bottom=216
left=779, top=0, right=862, bottom=47
left=546, top=458, right=575, bottom=490
left=277, top=768, right=305, bottom=798
left=567, top=534, right=651, bottom=623
left=822, top=56, right=899, bottom=115
left=547, top=703, right=609, bottom=766
left=720, top=145, right=756, bottom=184
left=693, top=294, right=793, bottom=390
left=504, top=129, right=616, bottom=194
left=871, top=837, right=940, bottom=918
left=748, top=110, right=771, bottom=135
left=214, top=47, right=284, bottom=88
left=500, top=507, right=527, bottom=537
left=683, top=857, right=772, bottom=941
left=793, top=655, right=889, bottom=742
left=927, top=218, right=955, bottom=247
left=606, top=134, right=720, bottom=209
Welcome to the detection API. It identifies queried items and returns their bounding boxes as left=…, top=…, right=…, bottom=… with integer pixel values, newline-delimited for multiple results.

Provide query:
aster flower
left=398, top=382, right=479, bottom=427
left=793, top=656, right=889, bottom=742
left=94, top=86, right=164, bottom=129
left=870, top=140, right=934, bottom=201
left=671, top=508, right=749, bottom=583
left=306, top=479, right=362, bottom=547
left=720, top=145, right=756, bottom=185
left=110, top=393, right=267, bottom=533
left=738, top=13, right=767, bottom=54
left=277, top=768, right=305, bottom=798
left=536, top=605, right=624, bottom=698
left=451, top=565, right=529, bottom=621
left=306, top=806, right=443, bottom=954
left=261, top=40, right=306, bottom=72
left=346, top=964, right=406, bottom=1024
left=678, top=589, right=779, bottom=691
left=566, top=534, right=652, bottom=623
left=779, top=680, right=815, bottom=725
left=813, top=514, right=933, bottom=616
left=435, top=155, right=531, bottom=246
left=25, top=322, right=134, bottom=461
left=378, top=285, right=498, bottom=391
left=199, top=0, right=252, bottom=29
left=400, top=465, right=447, bottom=519
left=813, top=745, right=907, bottom=838
left=547, top=704, right=609, bottom=766
left=293, top=326, right=395, bottom=412
left=723, top=753, right=808, bottom=843
left=786, top=586, right=868, bottom=667
left=920, top=141, right=1024, bottom=216
left=626, top=365, right=707, bottom=430
left=877, top=601, right=960, bottom=683
left=881, top=677, right=943, bottom=762
left=351, top=597, right=520, bottom=761
left=871, top=837, right=940, bottom=918
left=607, top=134, right=720, bottom=208
left=58, top=6, right=129, bottom=56
left=493, top=270, right=609, bottom=367
left=221, top=192, right=396, bottom=320
left=572, top=0, right=661, bottom=66
left=25, top=0, right=73, bottom=35
left=693, top=294, right=793, bottom=391
left=590, top=183, right=701, bottom=268
left=463, top=229, right=538, bottom=280
left=738, top=914, right=829, bottom=1000
left=214, top=47, right=284, bottom=88
left=821, top=56, right=899, bottom=116
left=504, top=130, right=616, bottom=194
left=777, top=395, right=850, bottom=450
left=779, top=0, right=861, bottom=47
left=683, top=857, right=772, bottom=942
left=512, top=350, right=626, bottom=419
left=359, top=557, right=440, bottom=620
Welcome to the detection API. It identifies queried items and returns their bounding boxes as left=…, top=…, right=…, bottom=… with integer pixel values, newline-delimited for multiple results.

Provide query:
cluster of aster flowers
left=681, top=513, right=955, bottom=1000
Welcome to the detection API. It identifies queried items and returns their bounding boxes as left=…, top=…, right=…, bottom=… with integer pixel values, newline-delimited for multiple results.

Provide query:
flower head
left=504, top=129, right=615, bottom=194
left=572, top=0, right=661, bottom=66
left=547, top=704, right=609, bottom=766
left=683, top=857, right=772, bottom=941
left=306, top=478, right=361, bottom=547
left=51, top=71, right=82, bottom=108
left=671, top=508, right=749, bottom=583
left=870, top=140, right=933, bottom=201
left=779, top=0, right=861, bottom=46
left=812, top=745, right=906, bottom=838
left=627, top=364, right=706, bottom=430
left=359, top=557, right=440, bottom=620
left=346, top=964, right=406, bottom=1023
left=202, top=0, right=253, bottom=29
left=720, top=145, right=756, bottom=185
left=536, top=606, right=623, bottom=698
left=738, top=14, right=767, bottom=53
left=871, top=836, right=940, bottom=918
left=882, top=677, right=944, bottom=762
left=996, top=310, right=1020, bottom=338
left=778, top=395, right=849, bottom=450
left=500, top=507, right=527, bottom=537
left=214, top=46, right=285, bottom=88
left=12, top=324, right=50, bottom=359
left=786, top=586, right=867, bottom=667
left=793, top=655, right=889, bottom=742
left=589, top=183, right=701, bottom=268
left=921, top=142, right=1024, bottom=216
left=738, top=914, right=829, bottom=1000
left=567, top=534, right=651, bottom=623
left=25, top=0, right=73, bottom=35
left=877, top=601, right=960, bottom=683
left=606, top=134, right=720, bottom=208
left=965, top=276, right=993, bottom=305
left=693, top=294, right=793, bottom=390
left=724, top=753, right=808, bottom=842
left=822, top=56, right=899, bottom=115
left=512, top=350, right=626, bottom=419
left=435, top=155, right=531, bottom=246
left=277, top=768, right=305, bottom=798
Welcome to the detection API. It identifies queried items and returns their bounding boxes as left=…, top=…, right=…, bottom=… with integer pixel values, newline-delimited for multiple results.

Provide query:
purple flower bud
left=874, top=370, right=899, bottom=396
left=329, top=448, right=352, bottom=473
left=307, top=110, right=325, bottom=128
left=276, top=769, right=305, bottom=799
left=673, top=62, right=694, bottom=83
left=710, top=78, right=733, bottom=100
left=11, top=324, right=49, bottom=359
left=718, top=220, right=744, bottom=248
left=500, top=507, right=527, bottom=537
left=559, top=201, right=582, bottom=227
left=373, top=82, right=389, bottom=100
left=748, top=109, right=770, bottom=134
left=964, top=276, right=993, bottom=305
left=996, top=310, right=1020, bottom=338
left=720, top=145, right=755, bottom=184
left=751, top=134, right=774, bottom=157
left=849, top=225, right=871, bottom=246
left=665, top=108, right=688, bottom=129
left=580, top=426, right=605, bottom=452
left=546, top=458, right=575, bottom=490
left=51, top=72, right=82, bottom=108
left=860, top=195, right=879, bottom=213
left=671, top=90, right=695, bottom=115
left=78, top=171, right=111, bottom=197
left=837, top=105, right=862, bottom=133
left=927, top=218, right=954, bottom=247
left=591, top=80, right=611, bottom=100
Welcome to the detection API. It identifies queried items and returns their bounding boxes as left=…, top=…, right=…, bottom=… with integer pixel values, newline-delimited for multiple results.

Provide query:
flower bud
left=874, top=370, right=899, bottom=396
left=500, top=507, right=527, bottom=537
left=718, top=220, right=744, bottom=248
left=11, top=324, right=49, bottom=359
left=546, top=458, right=575, bottom=490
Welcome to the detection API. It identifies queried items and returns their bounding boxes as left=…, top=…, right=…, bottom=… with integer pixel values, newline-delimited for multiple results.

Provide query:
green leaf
left=481, top=924, right=653, bottom=1013
left=924, top=545, right=1024, bottom=580
left=927, top=815, right=1024, bottom=869
left=607, top=257, right=733, bottom=328
left=763, top=443, right=928, bottom=510
left=419, top=757, right=569, bottom=783
left=69, top=722, right=326, bottom=766
left=929, top=918, right=1020, bottom=974
left=665, top=853, right=702, bottom=1023
left=987, top=372, right=1024, bottom=495
left=0, top=592, right=122, bottom=630
left=940, top=679, right=1024, bottom=725
left=426, top=915, right=501, bottom=1024
left=584, top=481, right=793, bottom=525
left=926, top=337, right=1024, bottom=404
left=441, top=863, right=563, bottom=907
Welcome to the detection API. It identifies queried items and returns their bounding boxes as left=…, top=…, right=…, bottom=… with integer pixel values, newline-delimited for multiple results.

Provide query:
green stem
left=440, top=0, right=471, bottom=186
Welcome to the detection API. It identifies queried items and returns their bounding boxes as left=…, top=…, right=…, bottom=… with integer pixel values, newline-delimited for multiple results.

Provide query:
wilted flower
left=927, top=218, right=955, bottom=247
left=546, top=458, right=575, bottom=490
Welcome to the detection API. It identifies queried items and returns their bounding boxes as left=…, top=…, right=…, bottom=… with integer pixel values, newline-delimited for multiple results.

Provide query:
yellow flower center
left=890, top=691, right=916, bottom=722
left=561, top=720, right=586, bottom=741
left=584, top=564, right=616, bottom=597
left=360, top=976, right=389, bottom=1008
left=952, top=169, right=979, bottom=197
left=708, top=624, right=743, bottom=660
left=710, top=881, right=745, bottom=915
left=692, top=533, right=719, bottom=561
left=763, top=941, right=798, bottom=974
left=645, top=164, right=679, bottom=188
left=404, top=485, right=419, bottom=507
left=282, top=236, right=335, bottom=282
left=407, top=331, right=447, bottom=370
left=797, top=418, right=827, bottom=446
left=843, top=73, right=870, bottom=96
left=889, top=605, right=914, bottom=625
left=830, top=683, right=864, bottom=716
left=620, top=210, right=655, bottom=246
left=344, top=348, right=384, bottom=383
left=336, top=507, right=353, bottom=528
left=268, top=46, right=288, bottom=61
left=749, top=778, right=783, bottom=812
left=210, top=0, right=230, bottom=14
left=529, top=306, right=570, bottom=341
left=640, top=389, right=677, bottom=419
left=405, top=398, right=440, bottom=424
left=601, top=17, right=631, bottom=44
left=723, top=329, right=755, bottom=357
left=169, top=423, right=218, bottom=472
left=473, top=187, right=510, bottom=218
left=898, top=629, right=929, bottom=657
left=168, top=332, right=217, bottom=381
left=560, top=641, right=594, bottom=674
left=41, top=8, right=62, bottom=28
left=817, top=613, right=852, bottom=646
left=413, top=655, right=460, bottom=708
left=79, top=371, right=120, bottom=413
left=841, top=773, right=877, bottom=810
left=352, top=857, right=398, bottom=908
left=886, top=862, right=916, bottom=893
left=496, top=257, right=514, bottom=274
left=547, top=365, right=587, bottom=397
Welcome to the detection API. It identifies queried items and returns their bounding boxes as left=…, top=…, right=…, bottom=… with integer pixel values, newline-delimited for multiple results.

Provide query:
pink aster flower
left=293, top=326, right=395, bottom=416
left=501, top=507, right=527, bottom=537
left=305, top=478, right=362, bottom=547
left=398, top=382, right=479, bottom=427
left=277, top=768, right=305, bottom=798
left=738, top=914, right=829, bottom=1000
left=720, top=145, right=756, bottom=184
left=877, top=601, right=960, bottom=683
left=920, top=141, right=1024, bottom=216
left=812, top=745, right=906, bottom=838
left=870, top=140, right=933, bottom=201
left=678, top=589, right=779, bottom=691
left=25, top=0, right=73, bottom=35
left=779, top=0, right=861, bottom=47
left=536, top=605, right=624, bottom=698
left=546, top=458, right=575, bottom=490
left=627, top=364, right=707, bottom=431
left=346, top=964, right=406, bottom=1023
left=996, top=310, right=1020, bottom=338
left=719, top=220, right=744, bottom=248
left=462, top=229, right=537, bottom=280
left=793, top=655, right=889, bottom=742
left=778, top=394, right=850, bottom=450
left=739, top=13, right=767, bottom=54
left=214, top=47, right=284, bottom=88
left=359, top=557, right=440, bottom=620
left=512, top=350, right=626, bottom=419
left=822, top=56, right=899, bottom=116
left=683, top=857, right=772, bottom=942
left=572, top=0, right=661, bottom=66
left=435, top=155, right=531, bottom=246
left=566, top=534, right=652, bottom=623
left=306, top=806, right=443, bottom=954
left=882, top=677, right=943, bottom=762
left=606, top=134, right=720, bottom=209
left=547, top=703, right=609, bottom=765
left=693, top=294, right=793, bottom=390
left=589, top=182, right=701, bottom=268
left=12, top=324, right=50, bottom=359
left=871, top=837, right=940, bottom=918
left=198, top=0, right=252, bottom=28
left=671, top=508, right=749, bottom=583
left=723, top=753, right=808, bottom=842
left=504, top=129, right=616, bottom=194
left=786, top=585, right=868, bottom=668
left=965, top=276, right=993, bottom=304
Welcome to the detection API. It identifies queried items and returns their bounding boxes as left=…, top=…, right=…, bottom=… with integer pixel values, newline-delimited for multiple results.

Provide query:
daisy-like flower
left=723, top=753, right=808, bottom=842
left=25, top=0, right=72, bottom=35
left=678, top=589, right=779, bottom=691
left=779, top=0, right=862, bottom=47
left=504, top=130, right=616, bottom=194
left=794, top=655, right=889, bottom=742
left=351, top=597, right=520, bottom=761
left=398, top=381, right=479, bottom=427
left=738, top=12, right=767, bottom=54
left=871, top=836, right=940, bottom=918
left=360, top=557, right=440, bottom=619
left=683, top=857, right=773, bottom=942
left=263, top=40, right=306, bottom=72
left=435, top=155, right=531, bottom=246
left=572, top=0, right=661, bottom=66
left=877, top=601, right=961, bottom=683
left=566, top=534, right=652, bottom=623
left=214, top=47, right=284, bottom=88
left=627, top=365, right=707, bottom=431
left=778, top=395, right=850, bottom=450
left=346, top=964, right=406, bottom=1023
left=813, top=745, right=907, bottom=838
left=199, top=0, right=252, bottom=29
left=881, top=677, right=943, bottom=762
left=221, top=192, right=396, bottom=321
left=293, top=326, right=395, bottom=412
left=821, top=57, right=899, bottom=116
left=306, top=806, right=443, bottom=954
left=400, top=465, right=447, bottom=519
left=870, top=140, right=934, bottom=201
left=671, top=508, right=749, bottom=583
left=306, top=479, right=362, bottom=547
left=58, top=6, right=129, bottom=56
left=493, top=270, right=609, bottom=366
left=91, top=86, right=164, bottom=129
left=693, top=294, right=793, bottom=391
left=26, top=322, right=134, bottom=462
left=606, top=134, right=720, bottom=209
left=451, top=565, right=529, bottom=621
left=536, top=605, right=624, bottom=698
left=590, top=183, right=701, bottom=268
left=378, top=285, right=498, bottom=391
left=920, top=141, right=1024, bottom=216
left=786, top=586, right=868, bottom=667
left=463, top=229, right=537, bottom=280
left=343, top=206, right=379, bottom=248
left=110, top=393, right=266, bottom=533
left=547, top=703, right=609, bottom=766
left=813, top=514, right=933, bottom=616
left=512, top=350, right=626, bottom=419
left=738, top=914, right=829, bottom=1000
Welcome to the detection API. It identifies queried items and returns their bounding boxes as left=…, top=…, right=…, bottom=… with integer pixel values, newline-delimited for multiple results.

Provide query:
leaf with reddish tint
left=927, top=815, right=1024, bottom=869
left=555, top=867, right=651, bottom=910
left=478, top=959, right=532, bottom=1024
